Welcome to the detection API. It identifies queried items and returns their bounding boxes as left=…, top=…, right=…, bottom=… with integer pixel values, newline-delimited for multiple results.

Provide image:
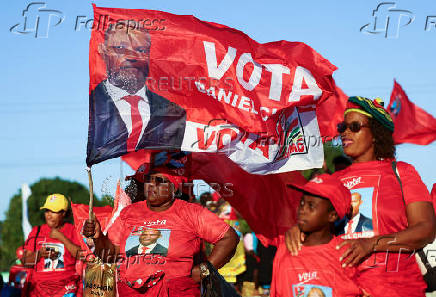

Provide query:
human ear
left=328, top=211, right=338, bottom=223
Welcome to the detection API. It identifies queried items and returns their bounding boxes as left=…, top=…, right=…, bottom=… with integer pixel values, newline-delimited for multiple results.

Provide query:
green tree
left=0, top=177, right=110, bottom=271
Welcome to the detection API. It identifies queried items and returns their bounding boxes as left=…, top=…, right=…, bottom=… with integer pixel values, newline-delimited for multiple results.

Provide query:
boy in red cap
left=270, top=174, right=368, bottom=297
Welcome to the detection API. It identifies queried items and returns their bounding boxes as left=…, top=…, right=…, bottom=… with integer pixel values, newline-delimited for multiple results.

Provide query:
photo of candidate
left=307, top=287, right=326, bottom=297
left=43, top=245, right=64, bottom=270
left=87, top=23, right=186, bottom=165
left=126, top=228, right=168, bottom=257
left=344, top=192, right=373, bottom=234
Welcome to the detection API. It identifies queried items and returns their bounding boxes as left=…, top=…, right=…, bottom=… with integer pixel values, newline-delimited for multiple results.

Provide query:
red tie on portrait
left=140, top=246, right=149, bottom=254
left=346, top=219, right=353, bottom=234
left=122, top=95, right=143, bottom=152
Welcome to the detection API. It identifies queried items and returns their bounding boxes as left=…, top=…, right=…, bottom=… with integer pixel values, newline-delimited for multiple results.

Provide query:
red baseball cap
left=287, top=174, right=351, bottom=219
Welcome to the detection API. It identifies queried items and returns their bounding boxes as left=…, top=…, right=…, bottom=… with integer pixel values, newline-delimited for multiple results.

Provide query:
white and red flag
left=86, top=5, right=337, bottom=173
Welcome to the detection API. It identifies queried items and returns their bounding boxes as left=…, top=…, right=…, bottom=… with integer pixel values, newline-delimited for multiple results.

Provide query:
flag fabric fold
left=87, top=5, right=337, bottom=174
left=316, top=82, right=347, bottom=139
left=388, top=80, right=436, bottom=145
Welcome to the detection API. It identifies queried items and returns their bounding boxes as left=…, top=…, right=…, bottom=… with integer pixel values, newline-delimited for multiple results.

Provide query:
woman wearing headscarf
left=22, top=194, right=81, bottom=297
left=285, top=96, right=436, bottom=297
left=83, top=168, right=239, bottom=297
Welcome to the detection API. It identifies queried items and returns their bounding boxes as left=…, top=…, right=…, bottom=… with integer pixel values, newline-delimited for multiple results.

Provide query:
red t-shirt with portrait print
left=271, top=236, right=362, bottom=297
left=108, top=199, right=230, bottom=285
left=24, top=223, right=80, bottom=281
left=333, top=160, right=431, bottom=297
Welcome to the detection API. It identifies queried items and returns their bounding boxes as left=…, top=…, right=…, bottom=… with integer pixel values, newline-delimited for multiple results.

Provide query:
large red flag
left=190, top=152, right=305, bottom=246
left=316, top=82, right=347, bottom=138
left=87, top=5, right=337, bottom=174
left=388, top=80, right=436, bottom=145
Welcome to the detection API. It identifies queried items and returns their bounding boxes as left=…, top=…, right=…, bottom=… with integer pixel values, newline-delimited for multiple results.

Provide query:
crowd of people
left=3, top=95, right=436, bottom=297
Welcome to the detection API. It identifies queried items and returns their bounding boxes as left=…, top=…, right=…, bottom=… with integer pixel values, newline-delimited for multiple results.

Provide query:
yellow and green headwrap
left=344, top=96, right=394, bottom=132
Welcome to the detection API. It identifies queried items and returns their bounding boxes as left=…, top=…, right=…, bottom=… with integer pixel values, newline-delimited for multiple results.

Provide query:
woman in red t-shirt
left=285, top=96, right=436, bottom=297
left=22, top=193, right=81, bottom=297
left=83, top=169, right=239, bottom=297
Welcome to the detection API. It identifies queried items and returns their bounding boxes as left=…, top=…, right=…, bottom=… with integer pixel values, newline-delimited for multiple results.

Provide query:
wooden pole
left=86, top=166, right=94, bottom=221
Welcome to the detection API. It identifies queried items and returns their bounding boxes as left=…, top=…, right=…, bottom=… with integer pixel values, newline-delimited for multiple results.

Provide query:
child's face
left=297, top=194, right=333, bottom=232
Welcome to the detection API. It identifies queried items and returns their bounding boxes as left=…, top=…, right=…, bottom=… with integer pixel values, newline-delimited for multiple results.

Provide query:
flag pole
left=86, top=166, right=94, bottom=221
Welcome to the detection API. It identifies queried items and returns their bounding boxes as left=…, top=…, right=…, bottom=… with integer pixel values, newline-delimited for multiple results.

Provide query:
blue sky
left=1, top=0, right=435, bottom=220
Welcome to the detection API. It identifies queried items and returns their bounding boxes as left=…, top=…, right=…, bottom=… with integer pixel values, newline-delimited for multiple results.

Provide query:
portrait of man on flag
left=87, top=22, right=186, bottom=166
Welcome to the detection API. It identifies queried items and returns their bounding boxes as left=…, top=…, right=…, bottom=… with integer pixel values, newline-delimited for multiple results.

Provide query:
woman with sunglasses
left=285, top=96, right=436, bottom=296
left=83, top=168, right=239, bottom=297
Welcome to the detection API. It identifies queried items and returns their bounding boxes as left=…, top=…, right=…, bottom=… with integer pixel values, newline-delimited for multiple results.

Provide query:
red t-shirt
left=271, top=237, right=362, bottom=297
left=108, top=199, right=230, bottom=284
left=24, top=223, right=80, bottom=280
left=333, top=160, right=431, bottom=296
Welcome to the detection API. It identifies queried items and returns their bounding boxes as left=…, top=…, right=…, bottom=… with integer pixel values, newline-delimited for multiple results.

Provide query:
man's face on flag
left=101, top=27, right=151, bottom=93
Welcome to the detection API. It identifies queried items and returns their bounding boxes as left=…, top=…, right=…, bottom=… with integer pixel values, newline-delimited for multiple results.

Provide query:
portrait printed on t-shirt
left=125, top=227, right=170, bottom=257
left=338, top=187, right=375, bottom=238
left=42, top=243, right=65, bottom=271
left=292, top=284, right=332, bottom=297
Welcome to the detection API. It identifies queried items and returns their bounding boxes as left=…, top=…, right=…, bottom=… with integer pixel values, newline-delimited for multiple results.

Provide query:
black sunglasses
left=145, top=175, right=170, bottom=185
left=337, top=121, right=369, bottom=133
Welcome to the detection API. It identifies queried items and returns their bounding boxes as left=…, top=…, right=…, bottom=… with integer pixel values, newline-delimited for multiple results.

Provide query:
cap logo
left=310, top=177, right=323, bottom=184
left=49, top=195, right=57, bottom=202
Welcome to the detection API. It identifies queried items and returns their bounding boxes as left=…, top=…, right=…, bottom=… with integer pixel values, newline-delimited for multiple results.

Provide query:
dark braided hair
left=369, top=117, right=396, bottom=160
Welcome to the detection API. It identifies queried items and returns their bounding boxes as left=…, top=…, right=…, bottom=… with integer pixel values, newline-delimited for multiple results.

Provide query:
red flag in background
left=71, top=203, right=113, bottom=252
left=190, top=152, right=305, bottom=246
left=103, top=181, right=132, bottom=234
left=316, top=82, right=348, bottom=138
left=388, top=80, right=436, bottom=145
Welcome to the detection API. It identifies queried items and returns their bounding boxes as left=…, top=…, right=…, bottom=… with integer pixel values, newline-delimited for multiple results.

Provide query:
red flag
left=190, top=152, right=305, bottom=246
left=87, top=5, right=337, bottom=174
left=103, top=181, right=132, bottom=233
left=71, top=203, right=113, bottom=252
left=121, top=150, right=153, bottom=171
left=388, top=80, right=436, bottom=145
left=316, top=82, right=348, bottom=138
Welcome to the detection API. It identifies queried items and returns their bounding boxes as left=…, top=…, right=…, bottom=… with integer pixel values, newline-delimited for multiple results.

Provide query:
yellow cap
left=40, top=194, right=69, bottom=212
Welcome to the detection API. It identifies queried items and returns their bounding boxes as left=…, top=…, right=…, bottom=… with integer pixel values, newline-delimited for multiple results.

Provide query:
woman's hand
left=191, top=264, right=202, bottom=283
left=49, top=228, right=64, bottom=241
left=336, top=238, right=376, bottom=267
left=83, top=217, right=102, bottom=239
left=285, top=224, right=305, bottom=256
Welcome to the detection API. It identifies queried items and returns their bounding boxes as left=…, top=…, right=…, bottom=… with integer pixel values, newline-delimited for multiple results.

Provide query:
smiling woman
left=285, top=96, right=436, bottom=297
left=83, top=167, right=239, bottom=297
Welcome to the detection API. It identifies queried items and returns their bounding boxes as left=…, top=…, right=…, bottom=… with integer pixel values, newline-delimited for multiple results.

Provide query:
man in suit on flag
left=87, top=23, right=186, bottom=165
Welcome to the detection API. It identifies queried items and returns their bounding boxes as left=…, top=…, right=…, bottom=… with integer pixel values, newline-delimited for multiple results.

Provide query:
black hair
left=369, top=117, right=396, bottom=160
left=124, top=178, right=145, bottom=203
left=199, top=192, right=212, bottom=207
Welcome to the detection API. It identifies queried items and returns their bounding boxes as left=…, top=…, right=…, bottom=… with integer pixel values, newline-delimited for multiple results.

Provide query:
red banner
left=388, top=80, right=436, bottom=145
left=87, top=5, right=337, bottom=173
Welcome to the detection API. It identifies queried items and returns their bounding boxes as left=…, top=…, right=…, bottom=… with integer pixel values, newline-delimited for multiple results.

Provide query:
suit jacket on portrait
left=337, top=213, right=373, bottom=235
left=87, top=81, right=187, bottom=165
left=44, top=259, right=64, bottom=269
left=126, top=243, right=168, bottom=257
left=354, top=214, right=373, bottom=233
